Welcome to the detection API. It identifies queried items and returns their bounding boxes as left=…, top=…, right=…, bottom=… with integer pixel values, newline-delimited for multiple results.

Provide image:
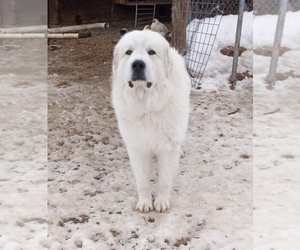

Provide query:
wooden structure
left=172, top=0, right=189, bottom=55
left=114, top=0, right=171, bottom=27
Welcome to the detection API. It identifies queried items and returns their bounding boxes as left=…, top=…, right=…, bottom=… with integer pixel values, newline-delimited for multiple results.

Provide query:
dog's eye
left=148, top=50, right=156, bottom=55
left=125, top=50, right=132, bottom=55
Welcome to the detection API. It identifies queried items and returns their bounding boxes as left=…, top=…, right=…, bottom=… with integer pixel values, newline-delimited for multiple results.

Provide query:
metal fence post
left=135, top=5, right=138, bottom=27
left=229, top=0, right=245, bottom=85
left=266, top=0, right=289, bottom=84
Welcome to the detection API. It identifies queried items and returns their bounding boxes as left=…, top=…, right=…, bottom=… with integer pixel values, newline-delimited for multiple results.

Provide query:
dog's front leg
left=155, top=144, right=181, bottom=212
left=127, top=147, right=153, bottom=212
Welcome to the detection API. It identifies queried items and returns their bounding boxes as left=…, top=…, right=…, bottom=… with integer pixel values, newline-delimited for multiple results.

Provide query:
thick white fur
left=112, top=30, right=190, bottom=212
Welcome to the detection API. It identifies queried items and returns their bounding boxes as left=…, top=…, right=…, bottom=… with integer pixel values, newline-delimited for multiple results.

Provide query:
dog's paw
left=154, top=197, right=169, bottom=212
left=136, top=199, right=153, bottom=213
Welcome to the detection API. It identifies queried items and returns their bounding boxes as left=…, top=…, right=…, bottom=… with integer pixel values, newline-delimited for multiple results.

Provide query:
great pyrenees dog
left=112, top=30, right=190, bottom=212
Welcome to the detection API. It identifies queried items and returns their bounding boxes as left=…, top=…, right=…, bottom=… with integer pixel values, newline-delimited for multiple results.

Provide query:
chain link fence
left=254, top=0, right=300, bottom=15
left=254, top=0, right=300, bottom=83
left=172, top=0, right=253, bottom=88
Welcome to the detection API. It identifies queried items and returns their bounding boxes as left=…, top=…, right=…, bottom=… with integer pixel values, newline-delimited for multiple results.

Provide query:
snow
left=254, top=11, right=300, bottom=49
left=1, top=8, right=299, bottom=250
left=186, top=12, right=253, bottom=88
left=46, top=12, right=253, bottom=249
left=253, top=10, right=300, bottom=250
left=0, top=40, right=48, bottom=249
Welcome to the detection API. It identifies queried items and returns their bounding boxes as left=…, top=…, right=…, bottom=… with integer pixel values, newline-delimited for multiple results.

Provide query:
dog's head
left=112, top=30, right=172, bottom=90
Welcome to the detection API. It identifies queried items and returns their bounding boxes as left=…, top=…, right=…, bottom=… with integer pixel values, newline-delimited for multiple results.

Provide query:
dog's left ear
left=119, top=28, right=129, bottom=37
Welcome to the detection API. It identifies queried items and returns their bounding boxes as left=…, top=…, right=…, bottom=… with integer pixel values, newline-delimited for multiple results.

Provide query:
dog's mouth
left=128, top=81, right=153, bottom=89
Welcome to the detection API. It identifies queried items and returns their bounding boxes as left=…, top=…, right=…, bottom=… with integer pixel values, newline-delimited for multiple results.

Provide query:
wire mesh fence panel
left=185, top=1, right=223, bottom=88
left=172, top=0, right=253, bottom=88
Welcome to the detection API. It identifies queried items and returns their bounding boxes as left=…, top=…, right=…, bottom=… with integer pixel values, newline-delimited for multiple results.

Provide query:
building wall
left=1, top=0, right=256, bottom=28
left=48, top=0, right=135, bottom=27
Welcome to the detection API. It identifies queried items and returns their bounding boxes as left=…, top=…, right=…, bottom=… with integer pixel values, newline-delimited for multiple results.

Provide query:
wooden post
left=135, top=4, right=138, bottom=27
left=48, top=0, right=59, bottom=26
left=172, top=0, right=190, bottom=55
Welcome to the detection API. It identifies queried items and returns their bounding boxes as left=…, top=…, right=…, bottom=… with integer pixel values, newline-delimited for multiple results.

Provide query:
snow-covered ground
left=1, top=9, right=299, bottom=250
left=0, top=40, right=48, bottom=249
left=46, top=12, right=253, bottom=250
left=253, top=11, right=300, bottom=250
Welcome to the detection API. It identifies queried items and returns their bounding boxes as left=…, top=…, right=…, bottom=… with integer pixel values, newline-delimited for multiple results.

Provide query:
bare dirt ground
left=47, top=23, right=253, bottom=249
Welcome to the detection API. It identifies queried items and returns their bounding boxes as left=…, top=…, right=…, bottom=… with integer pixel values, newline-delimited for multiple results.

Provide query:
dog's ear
left=119, top=28, right=129, bottom=37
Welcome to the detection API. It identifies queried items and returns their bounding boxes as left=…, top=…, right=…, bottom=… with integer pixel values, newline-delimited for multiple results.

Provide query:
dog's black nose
left=132, top=60, right=145, bottom=70
left=131, top=60, right=146, bottom=81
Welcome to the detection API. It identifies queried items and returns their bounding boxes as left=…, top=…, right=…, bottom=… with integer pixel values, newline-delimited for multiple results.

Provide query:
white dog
left=112, top=30, right=190, bottom=212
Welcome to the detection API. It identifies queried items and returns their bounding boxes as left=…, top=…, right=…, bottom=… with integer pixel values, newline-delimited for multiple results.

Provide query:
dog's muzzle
left=128, top=59, right=152, bottom=88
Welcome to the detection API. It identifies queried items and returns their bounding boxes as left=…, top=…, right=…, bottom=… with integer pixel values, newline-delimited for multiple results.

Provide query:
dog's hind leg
left=127, top=147, right=153, bottom=213
left=155, top=144, right=181, bottom=212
